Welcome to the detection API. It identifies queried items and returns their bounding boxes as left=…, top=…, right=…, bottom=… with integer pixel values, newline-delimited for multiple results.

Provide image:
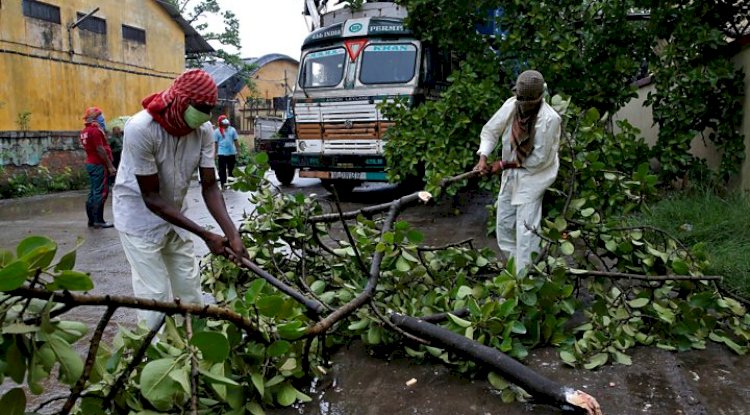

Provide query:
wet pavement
left=1, top=173, right=749, bottom=415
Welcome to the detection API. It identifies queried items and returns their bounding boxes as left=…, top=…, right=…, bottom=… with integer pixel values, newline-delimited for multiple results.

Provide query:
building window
left=122, top=25, right=146, bottom=44
left=76, top=12, right=107, bottom=35
left=22, top=0, right=61, bottom=24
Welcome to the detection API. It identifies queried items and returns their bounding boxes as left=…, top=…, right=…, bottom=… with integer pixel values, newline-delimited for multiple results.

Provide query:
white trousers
left=119, top=230, right=203, bottom=329
left=495, top=180, right=543, bottom=273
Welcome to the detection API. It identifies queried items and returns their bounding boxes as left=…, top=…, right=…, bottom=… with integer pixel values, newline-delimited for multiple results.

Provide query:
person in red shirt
left=80, top=107, right=117, bottom=228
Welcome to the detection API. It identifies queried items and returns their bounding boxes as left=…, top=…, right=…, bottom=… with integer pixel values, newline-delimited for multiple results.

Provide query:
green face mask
left=184, top=105, right=212, bottom=129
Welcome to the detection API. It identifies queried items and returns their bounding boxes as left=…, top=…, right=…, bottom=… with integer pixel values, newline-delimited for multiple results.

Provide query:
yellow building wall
left=0, top=0, right=185, bottom=131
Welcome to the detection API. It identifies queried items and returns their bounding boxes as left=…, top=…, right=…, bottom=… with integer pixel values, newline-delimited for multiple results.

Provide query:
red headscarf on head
left=83, top=107, right=102, bottom=125
left=217, top=114, right=228, bottom=136
left=141, top=69, right=218, bottom=137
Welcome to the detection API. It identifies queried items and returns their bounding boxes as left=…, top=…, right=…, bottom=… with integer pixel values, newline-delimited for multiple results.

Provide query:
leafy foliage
left=0, top=154, right=748, bottom=411
left=389, top=0, right=746, bottom=186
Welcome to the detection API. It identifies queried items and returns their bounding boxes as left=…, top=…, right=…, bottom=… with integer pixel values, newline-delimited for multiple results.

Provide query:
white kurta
left=478, top=97, right=561, bottom=272
left=113, top=110, right=215, bottom=328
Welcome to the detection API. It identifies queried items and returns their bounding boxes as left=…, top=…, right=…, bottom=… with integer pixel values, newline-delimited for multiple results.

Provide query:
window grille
left=22, top=0, right=61, bottom=24
left=122, top=25, right=146, bottom=44
left=76, top=12, right=107, bottom=35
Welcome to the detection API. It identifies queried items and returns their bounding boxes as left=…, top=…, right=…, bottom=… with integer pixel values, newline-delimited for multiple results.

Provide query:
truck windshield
left=300, top=48, right=346, bottom=88
left=360, top=43, right=417, bottom=85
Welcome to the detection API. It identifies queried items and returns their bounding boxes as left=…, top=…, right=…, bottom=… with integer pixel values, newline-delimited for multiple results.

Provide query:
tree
left=167, top=0, right=244, bottom=68
left=386, top=0, right=746, bottom=186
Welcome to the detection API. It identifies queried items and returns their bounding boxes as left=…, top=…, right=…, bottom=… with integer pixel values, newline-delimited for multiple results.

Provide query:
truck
left=291, top=1, right=454, bottom=194
left=253, top=116, right=297, bottom=185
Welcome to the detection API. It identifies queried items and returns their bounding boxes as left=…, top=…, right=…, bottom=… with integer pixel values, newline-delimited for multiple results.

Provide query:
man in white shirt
left=474, top=70, right=561, bottom=272
left=113, top=69, right=248, bottom=328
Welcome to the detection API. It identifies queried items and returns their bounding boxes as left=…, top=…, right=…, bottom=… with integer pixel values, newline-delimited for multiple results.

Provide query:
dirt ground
left=0, top=173, right=748, bottom=415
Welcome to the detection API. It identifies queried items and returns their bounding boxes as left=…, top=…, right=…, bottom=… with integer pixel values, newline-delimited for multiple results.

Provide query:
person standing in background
left=80, top=107, right=116, bottom=229
left=213, top=115, right=239, bottom=190
left=108, top=126, right=124, bottom=169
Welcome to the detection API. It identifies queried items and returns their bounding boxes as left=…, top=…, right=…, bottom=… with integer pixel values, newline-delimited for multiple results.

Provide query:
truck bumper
left=291, top=153, right=387, bottom=181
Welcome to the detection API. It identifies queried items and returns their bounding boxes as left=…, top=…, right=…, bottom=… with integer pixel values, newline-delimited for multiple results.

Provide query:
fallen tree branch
left=309, top=190, right=432, bottom=223
left=61, top=305, right=116, bottom=415
left=8, top=287, right=261, bottom=334
left=568, top=269, right=721, bottom=281
left=104, top=315, right=165, bottom=410
left=390, top=313, right=602, bottom=415
left=227, top=252, right=326, bottom=318
left=305, top=200, right=403, bottom=336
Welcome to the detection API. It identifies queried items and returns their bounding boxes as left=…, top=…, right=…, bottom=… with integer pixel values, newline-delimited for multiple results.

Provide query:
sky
left=206, top=0, right=313, bottom=61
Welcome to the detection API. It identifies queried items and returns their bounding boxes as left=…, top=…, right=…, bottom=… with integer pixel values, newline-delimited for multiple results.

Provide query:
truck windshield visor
left=360, top=43, right=417, bottom=85
left=300, top=48, right=346, bottom=88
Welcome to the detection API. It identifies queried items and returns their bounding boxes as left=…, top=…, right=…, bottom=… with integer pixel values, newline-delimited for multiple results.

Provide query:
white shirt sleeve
left=478, top=98, right=515, bottom=157
left=199, top=125, right=216, bottom=169
left=124, top=123, right=158, bottom=176
left=522, top=109, right=561, bottom=173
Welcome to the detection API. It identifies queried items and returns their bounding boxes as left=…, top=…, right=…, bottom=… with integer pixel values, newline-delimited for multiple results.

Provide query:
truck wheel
left=321, top=179, right=358, bottom=197
left=273, top=165, right=296, bottom=185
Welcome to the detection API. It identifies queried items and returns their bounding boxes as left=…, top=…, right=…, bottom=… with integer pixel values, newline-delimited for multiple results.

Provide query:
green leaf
left=2, top=323, right=39, bottom=334
left=560, top=350, right=577, bottom=365
left=169, top=368, right=191, bottom=394
left=583, top=352, right=609, bottom=370
left=628, top=298, right=649, bottom=308
left=580, top=207, right=595, bottom=217
left=456, top=285, right=472, bottom=300
left=255, top=152, right=269, bottom=164
left=560, top=241, right=575, bottom=256
left=251, top=373, right=264, bottom=395
left=267, top=340, right=291, bottom=357
left=54, top=250, right=77, bottom=271
left=257, top=295, right=284, bottom=317
left=191, top=332, right=230, bottom=363
left=48, top=334, right=84, bottom=385
left=50, top=270, right=94, bottom=291
left=0, top=250, right=14, bottom=267
left=407, top=230, right=424, bottom=243
left=395, top=256, right=411, bottom=272
left=510, top=321, right=527, bottom=334
left=277, top=321, right=305, bottom=340
left=140, top=358, right=181, bottom=411
left=245, top=279, right=267, bottom=304
left=447, top=313, right=471, bottom=328
left=0, top=260, right=30, bottom=291
left=310, top=280, right=326, bottom=295
left=277, top=383, right=297, bottom=406
left=17, top=236, right=57, bottom=269
left=347, top=319, right=369, bottom=331
left=0, top=388, right=26, bottom=415
left=198, top=366, right=239, bottom=386
left=613, top=351, right=632, bottom=366
left=367, top=325, right=381, bottom=345
left=487, top=372, right=509, bottom=390
left=247, top=401, right=265, bottom=415
left=671, top=259, right=689, bottom=275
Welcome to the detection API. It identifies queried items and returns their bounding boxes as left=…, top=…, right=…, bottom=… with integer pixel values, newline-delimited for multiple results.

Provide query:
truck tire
left=321, top=179, right=358, bottom=197
left=273, top=165, right=296, bottom=185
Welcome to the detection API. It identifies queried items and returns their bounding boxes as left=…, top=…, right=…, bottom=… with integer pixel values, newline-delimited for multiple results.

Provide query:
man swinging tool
left=473, top=70, right=561, bottom=273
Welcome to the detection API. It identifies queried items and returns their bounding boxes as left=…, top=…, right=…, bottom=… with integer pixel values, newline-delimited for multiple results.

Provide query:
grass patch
left=630, top=189, right=750, bottom=298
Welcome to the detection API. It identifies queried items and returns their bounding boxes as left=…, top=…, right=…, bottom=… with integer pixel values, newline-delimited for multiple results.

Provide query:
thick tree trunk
left=390, top=313, right=602, bottom=415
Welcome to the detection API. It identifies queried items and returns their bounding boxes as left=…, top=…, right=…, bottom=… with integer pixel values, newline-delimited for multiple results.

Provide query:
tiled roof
left=204, top=54, right=299, bottom=98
